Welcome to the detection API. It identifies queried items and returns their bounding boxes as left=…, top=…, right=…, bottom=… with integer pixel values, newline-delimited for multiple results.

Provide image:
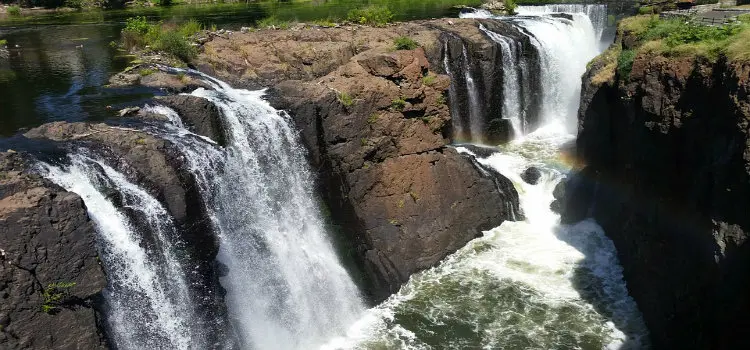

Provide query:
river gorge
left=1, top=2, right=749, bottom=350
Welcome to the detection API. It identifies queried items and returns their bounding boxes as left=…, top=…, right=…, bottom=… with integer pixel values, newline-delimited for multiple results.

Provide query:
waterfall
left=479, top=24, right=524, bottom=137
left=462, top=45, right=484, bottom=142
left=150, top=70, right=366, bottom=350
left=458, top=5, right=603, bottom=139
left=326, top=5, right=649, bottom=349
left=41, top=153, right=207, bottom=349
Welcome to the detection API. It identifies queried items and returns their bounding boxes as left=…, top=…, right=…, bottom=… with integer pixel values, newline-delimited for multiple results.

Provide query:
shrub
left=121, top=17, right=198, bottom=62
left=153, top=30, right=197, bottom=61
left=617, top=49, right=636, bottom=79
left=346, top=6, right=393, bottom=27
left=393, top=36, right=419, bottom=50
left=7, top=5, right=20, bottom=16
left=139, top=68, right=155, bottom=76
left=0, top=39, right=6, bottom=47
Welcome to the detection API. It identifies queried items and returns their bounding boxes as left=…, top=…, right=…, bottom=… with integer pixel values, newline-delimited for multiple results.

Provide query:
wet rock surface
left=156, top=95, right=227, bottom=146
left=0, top=151, right=107, bottom=350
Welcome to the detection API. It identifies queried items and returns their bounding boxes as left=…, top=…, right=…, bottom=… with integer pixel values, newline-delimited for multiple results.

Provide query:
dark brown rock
left=0, top=151, right=108, bottom=350
left=268, top=46, right=518, bottom=301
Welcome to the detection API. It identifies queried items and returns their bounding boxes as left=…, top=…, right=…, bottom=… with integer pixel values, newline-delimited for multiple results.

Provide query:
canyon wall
left=566, top=34, right=750, bottom=349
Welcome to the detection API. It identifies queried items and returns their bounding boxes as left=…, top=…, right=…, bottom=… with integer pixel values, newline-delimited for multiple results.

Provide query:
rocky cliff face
left=14, top=121, right=235, bottom=348
left=567, top=35, right=750, bottom=349
left=0, top=151, right=107, bottom=349
left=197, top=19, right=522, bottom=301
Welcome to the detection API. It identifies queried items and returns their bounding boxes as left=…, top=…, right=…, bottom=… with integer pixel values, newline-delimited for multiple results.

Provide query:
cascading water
left=325, top=5, right=650, bottom=349
left=41, top=153, right=207, bottom=349
left=480, top=24, right=524, bottom=136
left=147, top=70, right=366, bottom=350
left=463, top=45, right=484, bottom=142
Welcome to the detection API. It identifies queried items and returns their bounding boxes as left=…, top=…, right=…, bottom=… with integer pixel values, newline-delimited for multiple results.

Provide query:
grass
left=422, top=74, right=436, bottom=86
left=311, top=18, right=338, bottom=28
left=7, top=5, right=20, bottom=16
left=618, top=15, right=750, bottom=63
left=121, top=16, right=200, bottom=62
left=391, top=97, right=406, bottom=111
left=42, top=282, right=76, bottom=314
left=346, top=5, right=393, bottom=27
left=0, top=39, right=6, bottom=47
left=393, top=36, right=419, bottom=50
left=505, top=0, right=518, bottom=15
left=338, top=92, right=354, bottom=107
left=367, top=113, right=379, bottom=124
left=139, top=68, right=156, bottom=76
left=257, top=16, right=294, bottom=30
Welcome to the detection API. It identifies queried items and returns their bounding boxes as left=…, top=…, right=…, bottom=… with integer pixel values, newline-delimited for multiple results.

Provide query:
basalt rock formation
left=19, top=122, right=233, bottom=348
left=565, top=31, right=750, bottom=349
left=197, top=19, right=523, bottom=300
left=0, top=151, right=107, bottom=349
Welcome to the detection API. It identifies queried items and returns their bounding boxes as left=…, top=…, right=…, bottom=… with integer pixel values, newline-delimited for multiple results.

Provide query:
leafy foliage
left=346, top=6, right=393, bottom=27
left=121, top=16, right=199, bottom=62
left=257, top=16, right=293, bottom=29
left=393, top=36, right=418, bottom=50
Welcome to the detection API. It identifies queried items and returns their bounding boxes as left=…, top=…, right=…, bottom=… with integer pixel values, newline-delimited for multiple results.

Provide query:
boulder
left=520, top=166, right=542, bottom=185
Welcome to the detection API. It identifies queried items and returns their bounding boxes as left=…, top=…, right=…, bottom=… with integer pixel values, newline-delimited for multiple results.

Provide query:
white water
left=41, top=153, right=202, bottom=349
left=479, top=24, right=524, bottom=137
left=463, top=45, right=484, bottom=142
left=325, top=5, right=649, bottom=349
left=142, top=104, right=184, bottom=128
left=148, top=71, right=366, bottom=350
left=461, top=5, right=604, bottom=138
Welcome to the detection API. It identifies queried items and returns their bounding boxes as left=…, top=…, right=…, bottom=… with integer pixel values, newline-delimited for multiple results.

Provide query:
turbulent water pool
left=1, top=3, right=649, bottom=350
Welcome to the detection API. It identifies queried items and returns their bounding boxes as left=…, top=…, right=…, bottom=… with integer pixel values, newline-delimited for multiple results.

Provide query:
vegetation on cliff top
left=619, top=14, right=750, bottom=62
left=590, top=14, right=750, bottom=82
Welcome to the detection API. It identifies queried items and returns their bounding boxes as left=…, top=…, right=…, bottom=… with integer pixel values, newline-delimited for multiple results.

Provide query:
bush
left=121, top=17, right=198, bottom=62
left=617, top=49, right=636, bottom=79
left=153, top=30, right=197, bottom=61
left=7, top=5, right=20, bottom=16
left=393, top=36, right=419, bottom=50
left=638, top=6, right=654, bottom=15
left=0, top=39, right=6, bottom=47
left=346, top=6, right=393, bottom=27
left=391, top=97, right=406, bottom=111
